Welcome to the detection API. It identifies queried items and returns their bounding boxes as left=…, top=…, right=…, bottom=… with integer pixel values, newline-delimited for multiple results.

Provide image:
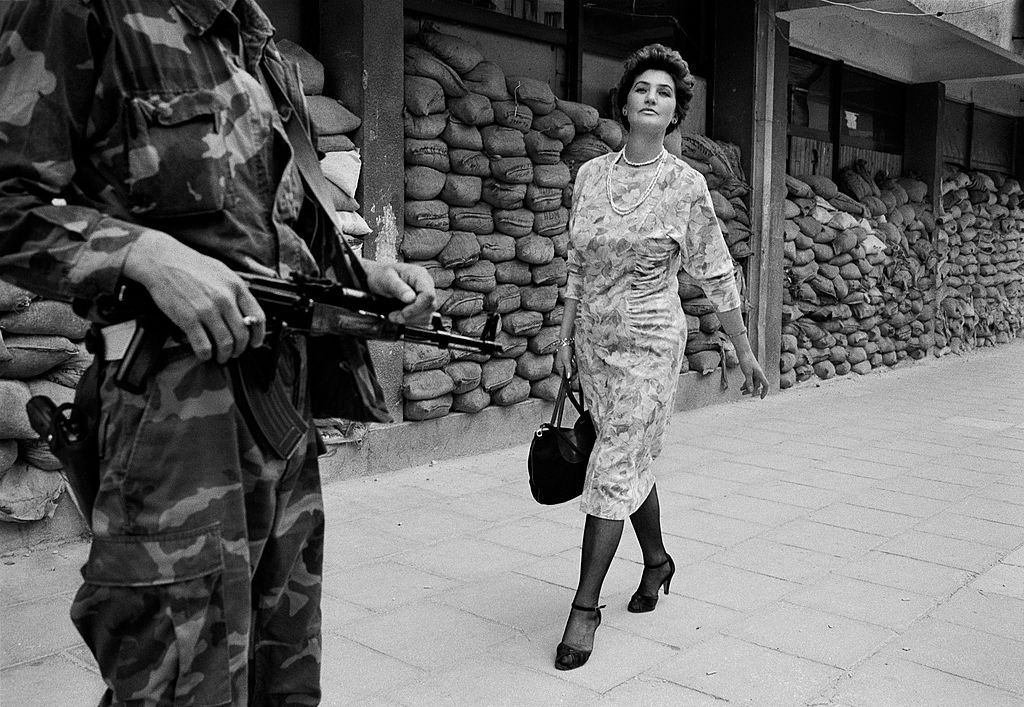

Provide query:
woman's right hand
left=554, top=344, right=574, bottom=379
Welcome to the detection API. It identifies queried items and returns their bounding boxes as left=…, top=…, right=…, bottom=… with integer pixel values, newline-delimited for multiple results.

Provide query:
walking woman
left=553, top=44, right=769, bottom=671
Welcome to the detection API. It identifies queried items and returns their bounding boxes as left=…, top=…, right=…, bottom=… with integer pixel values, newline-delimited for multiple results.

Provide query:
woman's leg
left=629, top=484, right=673, bottom=595
left=561, top=514, right=623, bottom=649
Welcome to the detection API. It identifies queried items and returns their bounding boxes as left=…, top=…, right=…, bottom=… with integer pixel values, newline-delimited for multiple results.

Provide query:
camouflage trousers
left=70, top=339, right=324, bottom=706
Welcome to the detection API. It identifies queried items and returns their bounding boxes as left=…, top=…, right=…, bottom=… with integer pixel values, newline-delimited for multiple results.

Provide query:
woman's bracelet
left=726, top=327, right=748, bottom=340
left=558, top=337, right=574, bottom=348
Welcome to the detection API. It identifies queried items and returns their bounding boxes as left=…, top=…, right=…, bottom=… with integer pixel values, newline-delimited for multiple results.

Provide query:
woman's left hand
left=737, top=350, right=769, bottom=399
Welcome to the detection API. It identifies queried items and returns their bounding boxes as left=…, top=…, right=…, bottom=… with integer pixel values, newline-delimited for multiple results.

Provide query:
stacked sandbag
left=672, top=134, right=753, bottom=261
left=670, top=134, right=752, bottom=375
left=937, top=165, right=1024, bottom=350
left=779, top=172, right=908, bottom=388
left=400, top=28, right=626, bottom=419
left=278, top=39, right=372, bottom=255
left=875, top=174, right=947, bottom=365
left=0, top=281, right=89, bottom=522
left=778, top=165, right=974, bottom=389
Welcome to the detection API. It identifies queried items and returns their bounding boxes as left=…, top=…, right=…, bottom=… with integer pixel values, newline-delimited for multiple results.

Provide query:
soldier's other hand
left=124, top=231, right=266, bottom=364
left=363, top=260, right=436, bottom=326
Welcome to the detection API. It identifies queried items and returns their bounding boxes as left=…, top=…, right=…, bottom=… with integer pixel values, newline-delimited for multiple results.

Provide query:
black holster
left=25, top=357, right=102, bottom=528
left=66, top=360, right=102, bottom=524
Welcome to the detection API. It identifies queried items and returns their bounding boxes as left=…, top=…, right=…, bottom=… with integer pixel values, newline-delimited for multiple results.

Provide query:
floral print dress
left=565, top=151, right=740, bottom=520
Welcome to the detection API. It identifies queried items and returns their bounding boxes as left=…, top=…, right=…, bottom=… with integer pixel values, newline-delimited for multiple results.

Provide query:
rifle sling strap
left=259, top=62, right=367, bottom=290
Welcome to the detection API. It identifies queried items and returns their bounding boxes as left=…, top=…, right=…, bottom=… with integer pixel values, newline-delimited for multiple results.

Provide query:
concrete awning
left=778, top=0, right=1024, bottom=84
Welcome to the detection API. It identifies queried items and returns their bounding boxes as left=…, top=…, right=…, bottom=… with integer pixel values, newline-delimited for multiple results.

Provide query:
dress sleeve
left=0, top=2, right=146, bottom=301
left=673, top=173, right=741, bottom=312
left=563, top=160, right=593, bottom=302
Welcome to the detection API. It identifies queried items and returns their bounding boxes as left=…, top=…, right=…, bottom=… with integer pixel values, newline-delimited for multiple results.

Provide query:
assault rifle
left=114, top=272, right=503, bottom=393
left=26, top=273, right=503, bottom=524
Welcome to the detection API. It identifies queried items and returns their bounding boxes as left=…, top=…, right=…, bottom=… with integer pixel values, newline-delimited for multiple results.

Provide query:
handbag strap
left=550, top=376, right=569, bottom=426
left=550, top=374, right=587, bottom=427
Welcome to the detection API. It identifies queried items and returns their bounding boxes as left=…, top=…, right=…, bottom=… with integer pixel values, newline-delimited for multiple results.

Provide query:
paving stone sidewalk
left=3, top=342, right=1024, bottom=706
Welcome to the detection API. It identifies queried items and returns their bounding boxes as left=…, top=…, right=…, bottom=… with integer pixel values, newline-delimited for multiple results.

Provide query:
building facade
left=4, top=0, right=1024, bottom=546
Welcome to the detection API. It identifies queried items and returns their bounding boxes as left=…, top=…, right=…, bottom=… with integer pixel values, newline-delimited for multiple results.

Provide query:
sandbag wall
left=779, top=162, right=1024, bottom=389
left=400, top=28, right=753, bottom=419
left=400, top=28, right=613, bottom=419
left=936, top=166, right=1024, bottom=348
left=671, top=135, right=753, bottom=375
left=277, top=40, right=373, bottom=255
left=0, top=283, right=91, bottom=522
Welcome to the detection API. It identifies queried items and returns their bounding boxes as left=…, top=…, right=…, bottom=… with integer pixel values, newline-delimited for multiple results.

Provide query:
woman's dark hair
left=615, top=43, right=694, bottom=134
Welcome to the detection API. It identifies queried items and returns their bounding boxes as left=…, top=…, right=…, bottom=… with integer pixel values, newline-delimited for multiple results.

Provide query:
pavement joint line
left=789, top=519, right=891, bottom=539
left=841, top=500, right=937, bottom=520
left=927, top=598, right=1024, bottom=646
left=913, top=526, right=1024, bottom=552
left=814, top=655, right=1024, bottom=707
left=876, top=547, right=1005, bottom=574
left=724, top=492, right=816, bottom=512
left=669, top=588, right=773, bottom=615
left=714, top=628, right=893, bottom=674
left=60, top=647, right=101, bottom=675
left=955, top=509, right=1024, bottom=530
left=834, top=563, right=979, bottom=601
left=2, top=649, right=82, bottom=672
left=636, top=674, right=732, bottom=703
left=708, top=560, right=833, bottom=585
left=897, top=652, right=1024, bottom=699
left=976, top=494, right=1024, bottom=508
left=822, top=454, right=916, bottom=470
left=763, top=537, right=877, bottom=561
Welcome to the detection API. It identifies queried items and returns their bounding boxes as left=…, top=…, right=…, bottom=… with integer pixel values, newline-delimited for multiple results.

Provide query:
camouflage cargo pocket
left=73, top=523, right=232, bottom=705
left=126, top=91, right=229, bottom=218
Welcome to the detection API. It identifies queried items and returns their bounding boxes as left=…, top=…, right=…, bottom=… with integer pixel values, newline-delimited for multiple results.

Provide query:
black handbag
left=528, top=376, right=596, bottom=505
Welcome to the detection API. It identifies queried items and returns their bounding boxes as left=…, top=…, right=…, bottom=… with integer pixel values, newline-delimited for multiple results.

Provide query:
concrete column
left=712, top=0, right=785, bottom=388
left=320, top=0, right=406, bottom=418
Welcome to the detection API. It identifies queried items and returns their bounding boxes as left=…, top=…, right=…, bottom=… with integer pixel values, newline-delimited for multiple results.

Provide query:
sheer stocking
left=629, top=484, right=672, bottom=594
left=561, top=514, right=623, bottom=650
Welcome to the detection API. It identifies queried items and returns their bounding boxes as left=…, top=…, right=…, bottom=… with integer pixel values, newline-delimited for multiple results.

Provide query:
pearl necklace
left=620, top=149, right=665, bottom=167
left=607, top=149, right=666, bottom=216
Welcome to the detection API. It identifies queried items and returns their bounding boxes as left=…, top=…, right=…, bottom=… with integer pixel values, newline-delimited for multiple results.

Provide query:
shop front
left=776, top=0, right=1024, bottom=386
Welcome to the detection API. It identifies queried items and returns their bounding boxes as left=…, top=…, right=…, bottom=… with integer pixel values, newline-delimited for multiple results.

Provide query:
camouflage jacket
left=0, top=0, right=318, bottom=302
left=0, top=0, right=392, bottom=422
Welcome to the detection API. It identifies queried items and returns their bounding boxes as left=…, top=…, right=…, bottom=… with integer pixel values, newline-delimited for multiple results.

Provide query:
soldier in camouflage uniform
left=0, top=1, right=434, bottom=704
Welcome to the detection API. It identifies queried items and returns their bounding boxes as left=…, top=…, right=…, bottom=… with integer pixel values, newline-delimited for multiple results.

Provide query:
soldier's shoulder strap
left=257, top=59, right=368, bottom=291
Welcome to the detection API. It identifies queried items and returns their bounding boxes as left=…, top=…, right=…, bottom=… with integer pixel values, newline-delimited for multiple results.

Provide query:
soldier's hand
left=363, top=260, right=436, bottom=326
left=124, top=231, right=268, bottom=364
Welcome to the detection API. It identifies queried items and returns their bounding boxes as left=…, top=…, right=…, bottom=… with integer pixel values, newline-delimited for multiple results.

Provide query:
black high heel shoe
left=627, top=555, right=675, bottom=613
left=555, top=603, right=604, bottom=671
